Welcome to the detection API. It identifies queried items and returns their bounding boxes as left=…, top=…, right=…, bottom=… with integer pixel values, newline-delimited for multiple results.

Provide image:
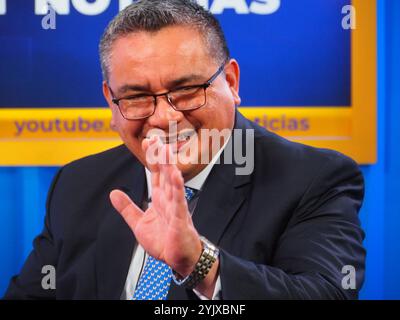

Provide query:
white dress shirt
left=121, top=136, right=230, bottom=300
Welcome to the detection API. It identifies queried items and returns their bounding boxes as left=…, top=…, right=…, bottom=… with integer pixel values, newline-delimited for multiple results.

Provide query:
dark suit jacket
left=4, top=111, right=365, bottom=300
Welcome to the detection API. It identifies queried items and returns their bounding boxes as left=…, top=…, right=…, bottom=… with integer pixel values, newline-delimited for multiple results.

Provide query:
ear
left=103, top=81, right=114, bottom=108
left=224, top=59, right=241, bottom=106
left=103, top=81, right=118, bottom=129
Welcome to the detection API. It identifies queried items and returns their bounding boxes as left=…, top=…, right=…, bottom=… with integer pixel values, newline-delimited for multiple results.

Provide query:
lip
left=146, top=129, right=196, bottom=152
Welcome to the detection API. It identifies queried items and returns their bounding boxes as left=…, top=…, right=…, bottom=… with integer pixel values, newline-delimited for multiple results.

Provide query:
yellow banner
left=0, top=106, right=370, bottom=165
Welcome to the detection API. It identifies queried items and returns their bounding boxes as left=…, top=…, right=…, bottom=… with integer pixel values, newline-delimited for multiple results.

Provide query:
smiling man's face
left=103, top=25, right=241, bottom=180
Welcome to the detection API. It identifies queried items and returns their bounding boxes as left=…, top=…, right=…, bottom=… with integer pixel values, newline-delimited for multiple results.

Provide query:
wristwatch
left=172, top=236, right=219, bottom=289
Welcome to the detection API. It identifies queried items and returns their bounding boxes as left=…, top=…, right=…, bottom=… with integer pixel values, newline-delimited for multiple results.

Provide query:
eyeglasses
left=108, top=63, right=226, bottom=120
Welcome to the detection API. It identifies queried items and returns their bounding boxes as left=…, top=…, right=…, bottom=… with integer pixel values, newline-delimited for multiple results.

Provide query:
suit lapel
left=194, top=110, right=252, bottom=244
left=96, top=160, right=146, bottom=300
left=193, top=163, right=251, bottom=244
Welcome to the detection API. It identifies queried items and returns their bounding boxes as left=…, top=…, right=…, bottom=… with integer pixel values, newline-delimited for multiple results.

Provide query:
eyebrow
left=117, top=74, right=206, bottom=95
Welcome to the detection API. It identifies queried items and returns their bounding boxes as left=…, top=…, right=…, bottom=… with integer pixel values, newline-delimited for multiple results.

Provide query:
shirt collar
left=145, top=134, right=231, bottom=199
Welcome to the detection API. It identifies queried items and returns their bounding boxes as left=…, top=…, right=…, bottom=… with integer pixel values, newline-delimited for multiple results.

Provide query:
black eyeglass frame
left=108, top=62, right=226, bottom=120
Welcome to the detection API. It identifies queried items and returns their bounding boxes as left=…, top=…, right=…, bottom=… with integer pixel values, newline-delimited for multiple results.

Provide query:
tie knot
left=184, top=187, right=196, bottom=201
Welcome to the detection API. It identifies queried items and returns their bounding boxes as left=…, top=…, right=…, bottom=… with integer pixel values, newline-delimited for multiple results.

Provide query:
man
left=4, top=0, right=365, bottom=300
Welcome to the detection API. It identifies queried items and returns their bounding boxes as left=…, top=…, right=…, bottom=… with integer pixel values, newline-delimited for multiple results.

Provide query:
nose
left=146, top=95, right=184, bottom=129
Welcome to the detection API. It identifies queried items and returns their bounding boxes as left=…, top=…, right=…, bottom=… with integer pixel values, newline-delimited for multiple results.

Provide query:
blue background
left=1, top=0, right=399, bottom=299
left=0, top=0, right=350, bottom=107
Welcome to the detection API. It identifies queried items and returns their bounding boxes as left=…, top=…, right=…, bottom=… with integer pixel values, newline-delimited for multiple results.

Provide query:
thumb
left=109, top=189, right=143, bottom=232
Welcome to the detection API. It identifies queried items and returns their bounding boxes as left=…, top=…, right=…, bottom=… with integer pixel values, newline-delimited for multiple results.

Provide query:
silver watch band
left=172, top=236, right=219, bottom=289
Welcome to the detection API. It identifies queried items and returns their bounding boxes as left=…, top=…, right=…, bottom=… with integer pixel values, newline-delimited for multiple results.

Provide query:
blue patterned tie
left=132, top=186, right=196, bottom=300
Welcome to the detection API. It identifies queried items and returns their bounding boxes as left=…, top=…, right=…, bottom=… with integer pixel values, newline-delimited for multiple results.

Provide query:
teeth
left=147, top=131, right=194, bottom=144
left=179, top=131, right=194, bottom=140
left=177, top=135, right=190, bottom=142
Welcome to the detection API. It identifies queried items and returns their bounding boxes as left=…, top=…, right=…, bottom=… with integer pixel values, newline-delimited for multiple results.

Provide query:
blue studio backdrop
left=0, top=0, right=399, bottom=299
left=0, top=0, right=350, bottom=107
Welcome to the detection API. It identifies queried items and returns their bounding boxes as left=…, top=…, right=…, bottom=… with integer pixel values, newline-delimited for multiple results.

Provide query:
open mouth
left=170, top=130, right=195, bottom=144
left=146, top=129, right=197, bottom=151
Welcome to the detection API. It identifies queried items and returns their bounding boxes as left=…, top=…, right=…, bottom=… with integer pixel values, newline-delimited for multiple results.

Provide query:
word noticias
left=0, top=0, right=281, bottom=15
left=253, top=115, right=310, bottom=132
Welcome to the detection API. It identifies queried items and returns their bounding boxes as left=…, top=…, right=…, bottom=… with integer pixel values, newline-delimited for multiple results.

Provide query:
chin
left=176, top=163, right=196, bottom=180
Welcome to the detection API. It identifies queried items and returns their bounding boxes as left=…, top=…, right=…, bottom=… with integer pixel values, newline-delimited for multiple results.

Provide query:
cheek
left=123, top=122, right=143, bottom=138
left=203, top=92, right=235, bottom=128
left=117, top=121, right=147, bottom=163
left=185, top=94, right=235, bottom=132
left=112, top=114, right=145, bottom=146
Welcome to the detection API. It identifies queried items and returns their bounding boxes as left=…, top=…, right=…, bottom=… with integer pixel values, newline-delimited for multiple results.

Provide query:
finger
left=153, top=145, right=169, bottom=212
left=153, top=144, right=175, bottom=221
left=159, top=143, right=171, bottom=190
left=143, top=136, right=161, bottom=172
left=109, top=189, right=143, bottom=232
left=164, top=141, right=175, bottom=165
left=143, top=136, right=160, bottom=189
left=159, top=148, right=166, bottom=191
left=171, top=167, right=189, bottom=219
left=151, top=143, right=166, bottom=213
left=162, top=144, right=174, bottom=201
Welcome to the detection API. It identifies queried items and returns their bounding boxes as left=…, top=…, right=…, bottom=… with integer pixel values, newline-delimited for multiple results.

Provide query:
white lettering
left=196, top=0, right=209, bottom=10
left=72, top=0, right=111, bottom=16
left=250, top=0, right=280, bottom=15
left=210, top=0, right=249, bottom=14
left=154, top=304, right=189, bottom=317
left=341, top=265, right=357, bottom=289
left=119, top=0, right=133, bottom=11
left=31, top=0, right=281, bottom=16
left=0, top=0, right=6, bottom=15
left=234, top=129, right=254, bottom=175
left=342, top=5, right=356, bottom=30
left=41, top=265, right=56, bottom=290
left=41, top=4, right=57, bottom=29
left=35, top=0, right=69, bottom=15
